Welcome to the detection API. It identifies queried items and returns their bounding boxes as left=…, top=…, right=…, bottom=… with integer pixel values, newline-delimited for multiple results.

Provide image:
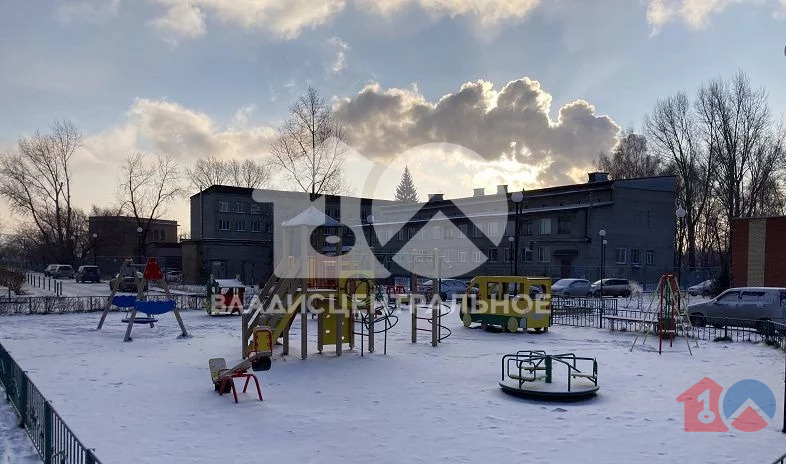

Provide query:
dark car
left=591, top=278, right=632, bottom=297
left=109, top=266, right=149, bottom=292
left=76, top=265, right=101, bottom=283
left=51, top=265, right=75, bottom=279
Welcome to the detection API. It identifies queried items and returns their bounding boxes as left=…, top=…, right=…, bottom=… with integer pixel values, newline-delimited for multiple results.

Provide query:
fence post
left=43, top=401, right=53, bottom=463
left=18, top=374, right=28, bottom=429
left=599, top=299, right=604, bottom=329
left=86, top=449, right=97, bottom=464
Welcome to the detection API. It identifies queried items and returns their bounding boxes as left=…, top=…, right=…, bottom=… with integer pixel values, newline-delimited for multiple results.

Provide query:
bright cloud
left=56, top=0, right=120, bottom=24
left=327, top=37, right=350, bottom=75
left=646, top=0, right=785, bottom=31
left=332, top=78, right=620, bottom=186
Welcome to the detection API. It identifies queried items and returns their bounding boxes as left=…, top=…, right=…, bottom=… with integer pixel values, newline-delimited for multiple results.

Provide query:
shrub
left=0, top=266, right=26, bottom=295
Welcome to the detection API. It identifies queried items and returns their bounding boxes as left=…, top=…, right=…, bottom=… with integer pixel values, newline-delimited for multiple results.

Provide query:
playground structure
left=500, top=350, right=599, bottom=401
left=96, top=258, right=189, bottom=342
left=210, top=327, right=273, bottom=403
left=459, top=276, right=552, bottom=333
left=205, top=277, right=245, bottom=316
left=629, top=274, right=698, bottom=355
left=240, top=207, right=398, bottom=361
left=407, top=249, right=452, bottom=347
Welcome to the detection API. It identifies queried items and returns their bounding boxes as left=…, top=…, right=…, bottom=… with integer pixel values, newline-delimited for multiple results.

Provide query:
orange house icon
left=676, top=377, right=729, bottom=432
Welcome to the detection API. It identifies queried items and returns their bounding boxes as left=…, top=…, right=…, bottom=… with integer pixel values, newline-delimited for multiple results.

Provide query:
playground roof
left=281, top=206, right=342, bottom=227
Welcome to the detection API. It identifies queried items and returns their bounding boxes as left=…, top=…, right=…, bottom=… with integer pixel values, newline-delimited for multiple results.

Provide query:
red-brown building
left=731, top=216, right=786, bottom=287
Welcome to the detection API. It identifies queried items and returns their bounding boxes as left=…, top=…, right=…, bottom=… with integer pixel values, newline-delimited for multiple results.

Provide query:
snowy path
left=0, top=308, right=783, bottom=463
left=0, top=385, right=41, bottom=463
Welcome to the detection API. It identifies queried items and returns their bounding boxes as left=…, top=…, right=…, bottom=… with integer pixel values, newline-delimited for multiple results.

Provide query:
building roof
left=89, top=215, right=177, bottom=225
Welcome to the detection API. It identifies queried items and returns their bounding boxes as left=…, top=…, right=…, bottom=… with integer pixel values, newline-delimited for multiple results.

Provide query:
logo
left=676, top=377, right=776, bottom=432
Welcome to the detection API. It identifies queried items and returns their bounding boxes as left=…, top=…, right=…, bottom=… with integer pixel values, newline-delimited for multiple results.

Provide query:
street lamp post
left=136, top=226, right=143, bottom=264
left=511, top=191, right=524, bottom=276
left=675, top=206, right=686, bottom=286
left=599, top=230, right=607, bottom=298
left=92, top=233, right=98, bottom=266
left=508, top=236, right=514, bottom=275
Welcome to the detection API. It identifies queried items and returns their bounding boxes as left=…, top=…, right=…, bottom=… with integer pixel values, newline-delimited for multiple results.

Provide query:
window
left=235, top=202, right=246, bottom=213
left=716, top=291, right=739, bottom=303
left=458, top=251, right=468, bottom=263
left=521, top=221, right=533, bottom=236
left=522, top=248, right=533, bottom=262
left=396, top=228, right=406, bottom=241
left=444, top=248, right=454, bottom=262
left=557, top=217, right=571, bottom=234
left=251, top=221, right=261, bottom=232
left=504, top=247, right=513, bottom=262
left=348, top=211, right=356, bottom=220
left=218, top=201, right=229, bottom=213
left=631, top=249, right=641, bottom=265
left=646, top=250, right=655, bottom=265
left=235, top=221, right=246, bottom=231
left=458, top=224, right=468, bottom=238
left=472, top=225, right=482, bottom=238
left=539, top=218, right=552, bottom=235
left=487, top=248, right=498, bottom=263
left=218, top=219, right=230, bottom=230
left=487, top=222, right=499, bottom=237
left=445, top=228, right=454, bottom=239
left=474, top=250, right=484, bottom=263
left=419, top=228, right=427, bottom=240
left=250, top=205, right=261, bottom=215
left=537, top=246, right=551, bottom=263
left=433, top=226, right=441, bottom=240
left=740, top=291, right=766, bottom=301
left=615, top=248, right=627, bottom=264
left=160, top=231, right=165, bottom=241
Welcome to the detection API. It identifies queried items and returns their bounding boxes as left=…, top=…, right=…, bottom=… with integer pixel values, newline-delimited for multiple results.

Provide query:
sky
left=1, top=0, right=786, bottom=234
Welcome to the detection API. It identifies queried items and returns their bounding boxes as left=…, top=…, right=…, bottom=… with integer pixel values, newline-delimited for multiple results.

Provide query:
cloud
left=80, top=99, right=276, bottom=163
left=148, top=0, right=541, bottom=42
left=646, top=0, right=785, bottom=32
left=327, top=37, right=350, bottom=75
left=333, top=78, right=620, bottom=185
left=56, top=0, right=121, bottom=24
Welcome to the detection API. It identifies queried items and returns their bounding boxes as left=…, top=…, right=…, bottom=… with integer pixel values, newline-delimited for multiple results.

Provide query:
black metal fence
left=0, top=343, right=102, bottom=463
left=0, top=294, right=207, bottom=315
left=773, top=452, right=786, bottom=464
left=550, top=296, right=786, bottom=349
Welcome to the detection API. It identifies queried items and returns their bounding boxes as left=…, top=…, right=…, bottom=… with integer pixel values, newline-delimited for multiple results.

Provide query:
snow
left=0, top=386, right=40, bottom=463
left=0, top=304, right=784, bottom=464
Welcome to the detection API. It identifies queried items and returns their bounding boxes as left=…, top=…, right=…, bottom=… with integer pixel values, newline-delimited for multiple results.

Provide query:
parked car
left=551, top=278, right=592, bottom=297
left=687, top=279, right=714, bottom=297
left=75, top=265, right=101, bottom=283
left=109, top=266, right=149, bottom=292
left=44, top=264, right=58, bottom=277
left=591, top=278, right=632, bottom=297
left=687, top=287, right=786, bottom=334
left=51, top=265, right=74, bottom=279
left=422, top=279, right=468, bottom=300
left=165, top=271, right=182, bottom=283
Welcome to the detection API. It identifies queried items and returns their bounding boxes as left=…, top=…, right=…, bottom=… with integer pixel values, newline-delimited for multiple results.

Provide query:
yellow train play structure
left=459, top=276, right=552, bottom=333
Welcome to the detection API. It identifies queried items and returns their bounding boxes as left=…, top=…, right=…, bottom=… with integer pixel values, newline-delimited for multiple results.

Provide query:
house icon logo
left=676, top=377, right=776, bottom=432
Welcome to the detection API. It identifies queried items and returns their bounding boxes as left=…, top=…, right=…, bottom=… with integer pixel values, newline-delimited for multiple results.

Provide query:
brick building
left=730, top=216, right=786, bottom=287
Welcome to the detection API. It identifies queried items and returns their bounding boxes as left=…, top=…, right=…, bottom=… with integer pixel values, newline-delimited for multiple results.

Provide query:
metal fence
left=0, top=294, right=207, bottom=315
left=0, top=343, right=102, bottom=463
left=549, top=296, right=786, bottom=349
left=773, top=452, right=786, bottom=464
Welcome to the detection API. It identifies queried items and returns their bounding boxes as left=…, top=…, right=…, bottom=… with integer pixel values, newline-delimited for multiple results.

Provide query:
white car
left=687, top=279, right=714, bottom=296
left=422, top=279, right=468, bottom=300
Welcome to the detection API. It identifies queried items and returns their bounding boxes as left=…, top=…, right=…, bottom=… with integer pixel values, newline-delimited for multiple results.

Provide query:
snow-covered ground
left=0, top=305, right=783, bottom=464
left=0, top=385, right=40, bottom=463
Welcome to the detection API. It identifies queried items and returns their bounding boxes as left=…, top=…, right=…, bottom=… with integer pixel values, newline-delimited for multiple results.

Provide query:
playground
left=0, top=301, right=783, bottom=463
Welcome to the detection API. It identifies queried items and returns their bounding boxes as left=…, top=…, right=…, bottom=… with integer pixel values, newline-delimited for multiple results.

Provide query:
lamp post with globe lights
left=598, top=230, right=607, bottom=298
left=92, top=233, right=98, bottom=266
left=511, top=191, right=524, bottom=276
left=507, top=236, right=515, bottom=275
left=136, top=226, right=143, bottom=264
left=675, top=206, right=687, bottom=286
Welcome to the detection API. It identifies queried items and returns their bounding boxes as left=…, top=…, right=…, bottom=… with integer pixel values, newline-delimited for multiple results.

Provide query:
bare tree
left=270, top=86, right=348, bottom=196
left=597, top=128, right=662, bottom=180
left=185, top=156, right=273, bottom=191
left=0, top=120, right=81, bottom=262
left=118, top=153, right=183, bottom=251
left=645, top=93, right=713, bottom=269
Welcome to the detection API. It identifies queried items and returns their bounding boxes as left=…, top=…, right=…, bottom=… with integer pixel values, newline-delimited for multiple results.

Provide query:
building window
left=396, top=228, right=405, bottom=241
left=631, top=249, right=641, bottom=265
left=235, top=221, right=246, bottom=232
left=218, top=201, right=229, bottom=213
left=521, top=221, right=533, bottom=236
left=251, top=221, right=261, bottom=232
left=474, top=250, right=484, bottom=263
left=487, top=248, right=498, bottom=263
left=522, top=248, right=534, bottom=263
left=504, top=247, right=513, bottom=262
left=539, top=218, right=552, bottom=235
left=433, top=226, right=441, bottom=240
left=235, top=202, right=246, bottom=213
left=250, top=205, right=261, bottom=215
left=557, top=218, right=571, bottom=234
left=472, top=225, right=482, bottom=238
left=646, top=250, right=655, bottom=265
left=458, top=224, right=468, bottom=238
left=445, top=228, right=454, bottom=239
left=444, top=248, right=454, bottom=262
left=487, top=222, right=499, bottom=237
left=537, top=246, right=551, bottom=263
left=615, top=248, right=627, bottom=264
left=218, top=219, right=230, bottom=230
left=419, top=228, right=427, bottom=240
left=458, top=250, right=468, bottom=263
left=160, top=230, right=166, bottom=241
